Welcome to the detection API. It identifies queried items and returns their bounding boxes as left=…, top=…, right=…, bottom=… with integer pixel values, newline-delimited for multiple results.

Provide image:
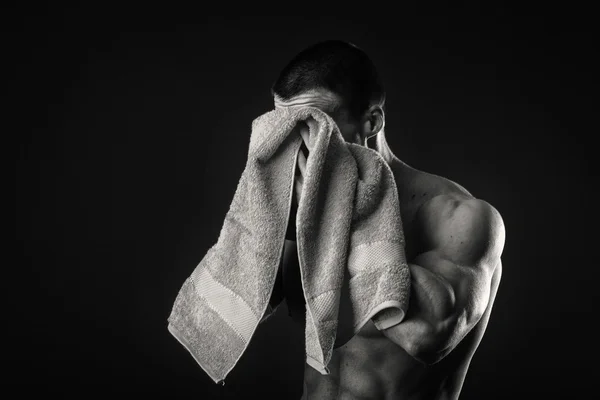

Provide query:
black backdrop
left=12, top=8, right=596, bottom=399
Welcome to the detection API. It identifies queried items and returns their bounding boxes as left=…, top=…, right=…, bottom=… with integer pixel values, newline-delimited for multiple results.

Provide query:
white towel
left=167, top=106, right=410, bottom=384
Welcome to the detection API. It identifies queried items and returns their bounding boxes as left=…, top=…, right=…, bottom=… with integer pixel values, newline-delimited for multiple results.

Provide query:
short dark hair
left=271, top=40, right=385, bottom=121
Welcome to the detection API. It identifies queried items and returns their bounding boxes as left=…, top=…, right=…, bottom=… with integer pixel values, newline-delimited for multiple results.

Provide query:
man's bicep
left=413, top=250, right=493, bottom=332
left=432, top=197, right=505, bottom=272
left=422, top=198, right=505, bottom=322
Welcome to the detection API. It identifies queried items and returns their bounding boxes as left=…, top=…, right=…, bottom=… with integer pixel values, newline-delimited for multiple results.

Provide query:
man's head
left=271, top=40, right=386, bottom=146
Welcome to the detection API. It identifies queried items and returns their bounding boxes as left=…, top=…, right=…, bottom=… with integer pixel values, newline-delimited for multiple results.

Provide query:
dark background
left=12, top=7, right=596, bottom=399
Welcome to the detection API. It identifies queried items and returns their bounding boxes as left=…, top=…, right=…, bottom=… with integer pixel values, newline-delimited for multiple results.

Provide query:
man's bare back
left=290, top=158, right=503, bottom=400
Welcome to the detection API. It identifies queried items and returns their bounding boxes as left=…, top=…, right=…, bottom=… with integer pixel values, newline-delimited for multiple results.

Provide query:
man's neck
left=373, top=131, right=395, bottom=164
left=372, top=130, right=415, bottom=178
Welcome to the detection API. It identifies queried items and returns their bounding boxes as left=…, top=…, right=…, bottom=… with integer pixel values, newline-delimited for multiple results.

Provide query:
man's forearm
left=381, top=263, right=459, bottom=364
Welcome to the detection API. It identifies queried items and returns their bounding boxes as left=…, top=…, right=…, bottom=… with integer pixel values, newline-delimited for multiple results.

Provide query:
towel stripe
left=191, top=267, right=258, bottom=344
left=347, top=240, right=407, bottom=277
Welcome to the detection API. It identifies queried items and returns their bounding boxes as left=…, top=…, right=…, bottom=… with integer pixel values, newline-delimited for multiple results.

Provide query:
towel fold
left=167, top=106, right=410, bottom=384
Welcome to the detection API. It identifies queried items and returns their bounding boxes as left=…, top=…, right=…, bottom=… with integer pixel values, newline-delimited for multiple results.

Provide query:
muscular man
left=264, top=41, right=505, bottom=400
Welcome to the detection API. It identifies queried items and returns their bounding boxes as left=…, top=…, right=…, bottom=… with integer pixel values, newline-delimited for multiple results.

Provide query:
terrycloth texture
left=167, top=106, right=410, bottom=384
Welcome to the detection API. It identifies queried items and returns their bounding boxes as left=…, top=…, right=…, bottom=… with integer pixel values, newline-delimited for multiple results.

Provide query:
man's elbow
left=401, top=332, right=450, bottom=365
left=395, top=317, right=467, bottom=366
left=404, top=341, right=453, bottom=365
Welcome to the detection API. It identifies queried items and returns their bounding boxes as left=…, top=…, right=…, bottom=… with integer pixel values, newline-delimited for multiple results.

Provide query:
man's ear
left=361, top=105, right=385, bottom=140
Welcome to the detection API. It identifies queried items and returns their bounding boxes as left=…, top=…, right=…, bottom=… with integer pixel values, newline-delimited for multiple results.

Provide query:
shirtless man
left=264, top=41, right=505, bottom=400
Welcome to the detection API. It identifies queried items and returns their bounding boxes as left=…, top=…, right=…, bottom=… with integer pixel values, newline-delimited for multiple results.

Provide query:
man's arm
left=381, top=194, right=505, bottom=365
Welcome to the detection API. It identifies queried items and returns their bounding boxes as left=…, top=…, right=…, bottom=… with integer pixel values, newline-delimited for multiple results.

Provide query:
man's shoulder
left=418, top=193, right=505, bottom=267
left=404, top=165, right=490, bottom=218
left=419, top=190, right=503, bottom=232
left=392, top=162, right=504, bottom=250
left=393, top=161, right=473, bottom=205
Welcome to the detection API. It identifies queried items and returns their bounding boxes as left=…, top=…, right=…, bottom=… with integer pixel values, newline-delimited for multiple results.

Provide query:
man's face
left=328, top=106, right=364, bottom=145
